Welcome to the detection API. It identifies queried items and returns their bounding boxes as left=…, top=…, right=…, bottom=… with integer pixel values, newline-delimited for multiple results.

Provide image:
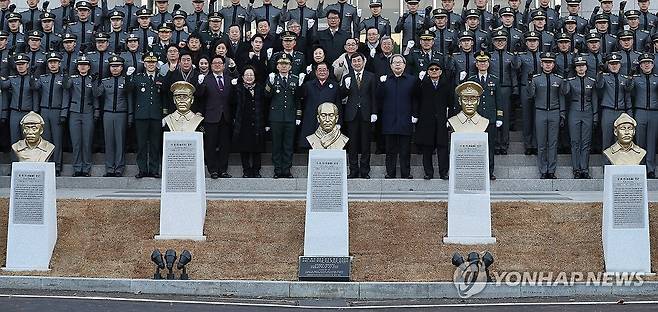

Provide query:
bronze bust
left=448, top=81, right=489, bottom=133
left=163, top=81, right=204, bottom=132
left=306, top=102, right=349, bottom=149
left=603, top=113, right=646, bottom=165
left=12, top=111, right=55, bottom=162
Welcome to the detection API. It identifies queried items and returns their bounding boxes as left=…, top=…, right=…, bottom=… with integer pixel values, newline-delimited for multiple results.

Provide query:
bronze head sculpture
left=12, top=111, right=55, bottom=162
left=306, top=102, right=349, bottom=149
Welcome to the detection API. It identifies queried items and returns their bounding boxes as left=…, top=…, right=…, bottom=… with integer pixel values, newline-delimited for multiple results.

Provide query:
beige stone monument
left=306, top=102, right=349, bottom=149
left=448, top=81, right=489, bottom=133
left=603, top=113, right=646, bottom=165
left=11, top=111, right=55, bottom=162
left=163, top=81, right=204, bottom=132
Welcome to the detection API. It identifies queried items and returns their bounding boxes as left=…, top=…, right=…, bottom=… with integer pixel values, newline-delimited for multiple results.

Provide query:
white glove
left=344, top=77, right=351, bottom=88
left=147, top=36, right=154, bottom=46
left=496, top=120, right=503, bottom=128
left=446, top=121, right=450, bottom=128
left=411, top=116, right=418, bottom=124
left=267, top=48, right=273, bottom=59
left=162, top=117, right=167, bottom=127
left=370, top=114, right=377, bottom=123
left=276, top=25, right=283, bottom=34
left=198, top=74, right=205, bottom=84
left=298, top=73, right=306, bottom=85
left=407, top=40, right=415, bottom=49
left=157, top=61, right=164, bottom=68
left=296, top=119, right=301, bottom=126
left=459, top=71, right=467, bottom=81
left=418, top=70, right=426, bottom=80
left=429, top=26, right=436, bottom=32
left=126, top=66, right=135, bottom=75
left=370, top=48, right=376, bottom=58
left=357, top=8, right=362, bottom=17
left=231, top=78, right=238, bottom=85
left=265, top=126, right=270, bottom=132
left=249, top=51, right=255, bottom=58
left=380, top=75, right=387, bottom=82
left=268, top=72, right=275, bottom=84
left=306, top=64, right=313, bottom=74
left=307, top=19, right=315, bottom=29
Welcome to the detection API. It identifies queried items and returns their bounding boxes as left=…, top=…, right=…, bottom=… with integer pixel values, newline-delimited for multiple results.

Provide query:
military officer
left=24, top=30, right=47, bottom=76
left=126, top=52, right=165, bottom=178
left=624, top=10, right=650, bottom=52
left=68, top=1, right=96, bottom=53
left=200, top=12, right=229, bottom=52
left=513, top=31, right=542, bottom=155
left=528, top=52, right=564, bottom=179
left=39, top=12, right=62, bottom=52
left=268, top=31, right=305, bottom=75
left=35, top=52, right=67, bottom=175
left=394, top=0, right=425, bottom=51
left=94, top=55, right=133, bottom=177
left=131, top=8, right=157, bottom=53
left=561, top=56, right=598, bottom=179
left=596, top=52, right=632, bottom=149
left=490, top=29, right=516, bottom=155
left=86, top=32, right=111, bottom=80
left=108, top=10, right=127, bottom=53
left=430, top=8, right=457, bottom=55
left=61, top=55, right=97, bottom=177
left=318, top=0, right=360, bottom=37
left=119, top=34, right=144, bottom=74
left=452, top=31, right=477, bottom=84
left=1, top=54, right=39, bottom=147
left=151, top=22, right=174, bottom=62
left=264, top=54, right=301, bottom=179
left=187, top=0, right=208, bottom=33
left=494, top=7, right=523, bottom=52
left=626, top=53, right=658, bottom=177
left=359, top=0, right=391, bottom=37
left=406, top=29, right=448, bottom=76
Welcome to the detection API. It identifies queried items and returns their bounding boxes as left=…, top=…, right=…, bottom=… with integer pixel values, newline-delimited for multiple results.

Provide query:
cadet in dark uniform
left=528, top=52, right=564, bottom=179
left=468, top=50, right=502, bottom=180
left=39, top=12, right=62, bottom=52
left=582, top=33, right=604, bottom=79
left=60, top=33, right=77, bottom=75
left=113, top=0, right=139, bottom=31
left=529, top=10, right=554, bottom=52
left=558, top=0, right=588, bottom=34
left=592, top=0, right=621, bottom=35
left=554, top=33, right=575, bottom=78
left=24, top=30, right=47, bottom=76
left=0, top=31, right=10, bottom=77
left=120, top=34, right=144, bottom=74
left=19, top=0, right=42, bottom=32
left=6, top=12, right=25, bottom=53
left=62, top=55, right=97, bottom=177
left=560, top=15, right=585, bottom=53
left=1, top=54, right=39, bottom=148
left=281, top=0, right=320, bottom=39
left=94, top=56, right=133, bottom=177
left=638, top=0, right=657, bottom=32
left=441, top=0, right=462, bottom=31
left=131, top=8, right=157, bottom=53
left=218, top=0, right=248, bottom=34
left=490, top=29, right=516, bottom=155
left=86, top=32, right=111, bottom=79
left=395, top=0, right=425, bottom=51
left=35, top=52, right=67, bottom=175
left=627, top=53, right=658, bottom=177
left=596, top=52, right=632, bottom=151
left=265, top=54, right=301, bottom=178
left=592, top=14, right=618, bottom=55
left=617, top=30, right=641, bottom=76
left=463, top=9, right=490, bottom=51
left=269, top=31, right=306, bottom=75
left=430, top=8, right=457, bottom=55
left=561, top=56, right=598, bottom=179
left=108, top=10, right=127, bottom=53
left=152, top=0, right=173, bottom=30
left=359, top=0, right=390, bottom=37
left=452, top=31, right=477, bottom=84
left=127, top=52, right=165, bottom=178
left=624, top=10, right=650, bottom=52
left=68, top=1, right=95, bottom=53
left=494, top=7, right=523, bottom=52
left=187, top=0, right=209, bottom=34
left=51, top=0, right=77, bottom=33
left=513, top=31, right=541, bottom=155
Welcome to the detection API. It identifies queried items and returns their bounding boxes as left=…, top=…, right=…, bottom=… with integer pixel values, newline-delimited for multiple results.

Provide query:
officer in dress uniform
left=269, top=31, right=305, bottom=75
left=1, top=54, right=39, bottom=150
left=596, top=52, right=632, bottom=150
left=359, top=0, right=390, bottom=37
left=406, top=29, right=449, bottom=76
left=35, top=52, right=67, bottom=175
left=200, top=12, right=229, bottom=52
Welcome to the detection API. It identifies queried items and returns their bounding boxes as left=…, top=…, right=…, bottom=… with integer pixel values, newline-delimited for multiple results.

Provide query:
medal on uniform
left=329, top=83, right=333, bottom=88
left=141, top=87, right=146, bottom=92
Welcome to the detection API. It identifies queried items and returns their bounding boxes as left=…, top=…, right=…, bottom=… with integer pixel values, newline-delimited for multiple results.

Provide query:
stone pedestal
left=603, top=165, right=651, bottom=274
left=4, top=162, right=57, bottom=271
left=155, top=132, right=207, bottom=241
left=444, top=132, right=496, bottom=245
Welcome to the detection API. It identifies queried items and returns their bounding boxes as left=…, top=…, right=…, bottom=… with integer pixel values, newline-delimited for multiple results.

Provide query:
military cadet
left=523, top=0, right=559, bottom=32
left=35, top=52, right=67, bottom=175
left=219, top=0, right=248, bottom=34
left=591, top=0, right=621, bottom=35
left=20, top=0, right=43, bottom=32
left=554, top=33, right=575, bottom=78
left=638, top=0, right=656, bottom=32
left=119, top=34, right=144, bottom=74
left=653, top=34, right=658, bottom=73
left=152, top=23, right=173, bottom=62
left=359, top=0, right=390, bottom=37
left=94, top=56, right=133, bottom=177
left=25, top=31, right=47, bottom=76
left=126, top=52, right=165, bottom=178
left=472, top=0, right=496, bottom=32
left=0, top=31, right=10, bottom=77
left=558, top=0, right=588, bottom=34
left=187, top=0, right=208, bottom=33
left=68, top=1, right=95, bottom=53
left=452, top=31, right=477, bottom=84
left=561, top=56, right=598, bottom=179
left=108, top=10, right=127, bottom=53
left=624, top=10, right=650, bottom=53
left=6, top=12, right=25, bottom=53
left=87, top=0, right=108, bottom=31
left=131, top=8, right=157, bottom=53
left=62, top=55, right=97, bottom=177
left=113, top=0, right=139, bottom=31
left=249, top=0, right=282, bottom=36
left=582, top=33, right=604, bottom=79
left=60, top=33, right=77, bottom=75
left=39, top=12, right=61, bottom=52
left=152, top=0, right=173, bottom=30
left=281, top=0, right=320, bottom=39
left=490, top=29, right=516, bottom=155
left=505, top=0, right=525, bottom=31
left=513, top=31, right=542, bottom=155
left=592, top=14, right=618, bottom=55
left=51, top=0, right=76, bottom=33
left=560, top=16, right=585, bottom=53
left=264, top=54, right=301, bottom=178
left=617, top=30, right=641, bottom=76
left=494, top=7, right=522, bottom=52
left=529, top=11, right=554, bottom=53
left=269, top=31, right=305, bottom=75
left=626, top=53, right=658, bottom=177
left=87, top=32, right=111, bottom=80
left=200, top=12, right=229, bottom=52
left=318, top=0, right=359, bottom=37
left=528, top=52, right=564, bottom=179
left=171, top=10, right=189, bottom=46
left=468, top=50, right=502, bottom=180
left=596, top=52, right=632, bottom=149
left=430, top=8, right=457, bottom=55
left=463, top=9, right=490, bottom=51
left=0, top=54, right=39, bottom=146
left=394, top=0, right=425, bottom=51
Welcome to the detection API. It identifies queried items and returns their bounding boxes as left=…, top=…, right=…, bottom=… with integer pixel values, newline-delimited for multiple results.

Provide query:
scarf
left=314, top=125, right=341, bottom=148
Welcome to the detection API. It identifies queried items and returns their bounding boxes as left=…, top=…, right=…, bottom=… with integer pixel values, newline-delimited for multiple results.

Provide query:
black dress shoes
left=103, top=172, right=115, bottom=177
left=385, top=174, right=395, bottom=179
left=135, top=172, right=147, bottom=179
left=489, top=174, right=496, bottom=181
left=423, top=174, right=433, bottom=180
left=348, top=172, right=359, bottom=179
left=440, top=174, right=449, bottom=180
left=219, top=172, right=232, bottom=178
left=151, top=173, right=161, bottom=178
left=360, top=174, right=370, bottom=179
left=210, top=172, right=219, bottom=179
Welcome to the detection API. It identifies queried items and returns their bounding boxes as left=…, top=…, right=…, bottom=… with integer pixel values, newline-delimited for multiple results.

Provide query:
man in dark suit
left=340, top=52, right=376, bottom=179
left=196, top=55, right=235, bottom=179
left=312, top=9, right=350, bottom=65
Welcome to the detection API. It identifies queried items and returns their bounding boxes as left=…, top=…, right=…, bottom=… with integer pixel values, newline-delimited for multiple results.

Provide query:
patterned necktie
left=356, top=72, right=361, bottom=88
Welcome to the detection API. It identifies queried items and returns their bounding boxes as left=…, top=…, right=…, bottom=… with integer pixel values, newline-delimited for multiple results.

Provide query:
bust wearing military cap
left=12, top=111, right=55, bottom=162
left=306, top=102, right=349, bottom=149
left=449, top=81, right=489, bottom=132
left=604, top=113, right=646, bottom=165
left=164, top=81, right=204, bottom=132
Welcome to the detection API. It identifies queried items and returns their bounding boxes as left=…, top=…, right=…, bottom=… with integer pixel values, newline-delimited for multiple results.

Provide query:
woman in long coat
left=232, top=66, right=267, bottom=178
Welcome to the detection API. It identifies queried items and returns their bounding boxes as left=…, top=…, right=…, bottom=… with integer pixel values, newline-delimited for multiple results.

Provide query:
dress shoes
left=135, top=172, right=147, bottom=179
left=219, top=172, right=232, bottom=178
left=210, top=172, right=219, bottom=179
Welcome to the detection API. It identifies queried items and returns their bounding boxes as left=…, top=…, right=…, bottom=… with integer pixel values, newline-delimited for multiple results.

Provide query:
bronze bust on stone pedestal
left=12, top=111, right=55, bottom=162
left=163, top=81, right=204, bottom=132
left=306, top=102, right=349, bottom=150
left=448, top=81, right=489, bottom=133
left=603, top=113, right=646, bottom=165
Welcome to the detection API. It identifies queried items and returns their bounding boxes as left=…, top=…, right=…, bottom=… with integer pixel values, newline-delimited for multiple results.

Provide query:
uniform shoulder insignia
left=452, top=52, right=460, bottom=56
left=641, top=30, right=650, bottom=34
left=102, top=77, right=111, bottom=81
left=587, top=76, right=596, bottom=81
left=490, top=74, right=499, bottom=79
left=555, top=74, right=563, bottom=79
left=546, top=31, right=554, bottom=35
left=633, top=74, right=641, bottom=77
left=566, top=77, right=575, bottom=81
left=290, top=73, right=299, bottom=79
left=621, top=74, right=629, bottom=79
left=532, top=73, right=541, bottom=78
left=8, top=75, right=16, bottom=78
left=39, top=73, right=48, bottom=77
left=71, top=75, right=79, bottom=78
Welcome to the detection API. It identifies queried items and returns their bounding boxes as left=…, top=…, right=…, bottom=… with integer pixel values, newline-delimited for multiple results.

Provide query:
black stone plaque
left=298, top=256, right=351, bottom=281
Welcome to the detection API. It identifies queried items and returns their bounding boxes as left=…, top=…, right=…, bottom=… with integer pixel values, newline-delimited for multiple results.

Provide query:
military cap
left=459, top=30, right=475, bottom=40
left=531, top=10, right=546, bottom=20
left=500, top=7, right=515, bottom=16
left=0, top=31, right=8, bottom=39
left=585, top=32, right=601, bottom=42
left=62, top=33, right=77, bottom=42
left=639, top=0, right=649, bottom=2
left=614, top=113, right=636, bottom=128
left=625, top=10, right=641, bottom=19
left=405, top=0, right=420, bottom=4
left=556, top=32, right=571, bottom=42
left=76, top=55, right=91, bottom=65
left=465, top=9, right=480, bottom=19
left=638, top=53, right=654, bottom=63
left=28, top=30, right=42, bottom=40
left=158, top=22, right=174, bottom=32
left=171, top=81, right=196, bottom=95
left=7, top=12, right=21, bottom=21
left=565, top=0, right=581, bottom=4
left=492, top=29, right=508, bottom=40
left=607, top=52, right=621, bottom=63
left=524, top=31, right=540, bottom=40
left=47, top=52, right=61, bottom=62
left=369, top=0, right=383, bottom=7
left=574, top=56, right=587, bottom=66
left=94, top=32, right=110, bottom=41
left=281, top=30, right=297, bottom=41
left=173, top=10, right=187, bottom=19
left=155, top=0, right=169, bottom=2
left=475, top=50, right=490, bottom=62
left=599, top=0, right=613, bottom=3
left=594, top=14, right=609, bottom=23
left=652, top=33, right=658, bottom=42
left=126, top=33, right=139, bottom=42
left=540, top=52, right=556, bottom=62
left=277, top=53, right=291, bottom=64
left=143, top=51, right=159, bottom=62
left=109, top=10, right=125, bottom=19
left=136, top=8, right=152, bottom=17
left=14, top=53, right=30, bottom=64
left=40, top=12, right=55, bottom=21
left=108, top=55, right=125, bottom=65
left=564, top=15, right=578, bottom=24
left=419, top=29, right=435, bottom=40
left=208, top=11, right=224, bottom=21
left=618, top=30, right=634, bottom=40
left=428, top=58, right=443, bottom=68
left=432, top=8, right=448, bottom=18
left=20, top=111, right=45, bottom=126
left=192, top=0, right=205, bottom=2
left=75, top=1, right=91, bottom=10
left=456, top=81, right=483, bottom=97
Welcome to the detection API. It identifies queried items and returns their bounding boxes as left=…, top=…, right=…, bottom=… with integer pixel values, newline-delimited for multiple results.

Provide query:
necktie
left=356, top=72, right=361, bottom=88
left=217, top=75, right=224, bottom=89
left=282, top=76, right=287, bottom=86
left=480, top=75, right=485, bottom=86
